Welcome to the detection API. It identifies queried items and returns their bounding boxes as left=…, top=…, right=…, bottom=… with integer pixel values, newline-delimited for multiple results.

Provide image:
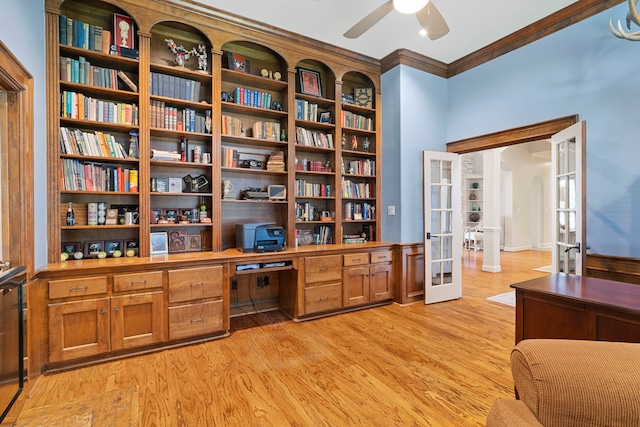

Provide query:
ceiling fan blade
left=415, top=1, right=449, bottom=41
left=343, top=1, right=395, bottom=39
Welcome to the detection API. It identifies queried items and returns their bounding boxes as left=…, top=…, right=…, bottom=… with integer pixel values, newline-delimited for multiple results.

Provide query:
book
left=101, top=29, right=111, bottom=53
left=117, top=71, right=137, bottom=92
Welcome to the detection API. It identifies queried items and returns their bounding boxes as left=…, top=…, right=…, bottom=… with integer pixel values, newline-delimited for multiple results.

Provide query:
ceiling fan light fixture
left=392, top=0, right=429, bottom=14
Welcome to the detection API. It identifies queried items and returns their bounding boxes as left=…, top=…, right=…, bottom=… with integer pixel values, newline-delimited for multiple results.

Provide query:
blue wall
left=381, top=65, right=448, bottom=243
left=447, top=2, right=640, bottom=257
left=0, top=0, right=47, bottom=269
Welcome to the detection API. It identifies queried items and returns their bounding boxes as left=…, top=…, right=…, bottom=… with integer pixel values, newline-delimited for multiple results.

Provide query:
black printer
left=236, top=222, right=286, bottom=252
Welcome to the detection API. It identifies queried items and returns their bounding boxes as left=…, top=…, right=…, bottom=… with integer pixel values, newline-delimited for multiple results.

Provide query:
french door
left=551, top=121, right=586, bottom=275
left=423, top=152, right=462, bottom=304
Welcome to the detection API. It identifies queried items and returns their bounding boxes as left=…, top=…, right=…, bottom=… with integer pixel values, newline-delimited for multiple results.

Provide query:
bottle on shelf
left=128, top=131, right=139, bottom=159
left=66, top=202, right=75, bottom=226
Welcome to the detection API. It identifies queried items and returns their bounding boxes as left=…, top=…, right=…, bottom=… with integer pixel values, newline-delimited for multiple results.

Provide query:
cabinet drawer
left=370, top=250, right=392, bottom=264
left=49, top=276, right=108, bottom=300
left=113, top=271, right=163, bottom=292
left=305, top=255, right=342, bottom=284
left=168, top=266, right=223, bottom=304
left=305, top=282, right=342, bottom=314
left=343, top=253, right=370, bottom=267
left=168, top=300, right=224, bottom=340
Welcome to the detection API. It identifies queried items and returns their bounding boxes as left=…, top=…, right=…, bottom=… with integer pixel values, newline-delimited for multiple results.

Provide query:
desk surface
left=511, top=273, right=640, bottom=315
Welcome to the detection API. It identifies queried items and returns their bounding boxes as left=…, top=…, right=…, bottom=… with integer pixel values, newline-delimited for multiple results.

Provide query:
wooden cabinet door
left=111, top=291, right=164, bottom=351
left=370, top=263, right=393, bottom=301
left=48, top=298, right=110, bottom=363
left=343, top=266, right=369, bottom=307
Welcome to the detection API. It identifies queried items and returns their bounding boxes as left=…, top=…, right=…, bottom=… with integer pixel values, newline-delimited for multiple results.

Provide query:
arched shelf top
left=220, top=40, right=289, bottom=79
left=149, top=21, right=213, bottom=74
left=340, top=71, right=377, bottom=110
left=295, top=59, right=337, bottom=102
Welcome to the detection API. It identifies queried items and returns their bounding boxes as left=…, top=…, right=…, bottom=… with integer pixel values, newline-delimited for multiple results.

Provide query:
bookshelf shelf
left=221, top=102, right=288, bottom=120
left=221, top=68, right=288, bottom=92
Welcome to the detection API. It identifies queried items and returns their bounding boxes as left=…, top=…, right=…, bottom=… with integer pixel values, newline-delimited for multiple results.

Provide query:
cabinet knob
left=100, top=308, right=107, bottom=314
left=114, top=306, right=120, bottom=312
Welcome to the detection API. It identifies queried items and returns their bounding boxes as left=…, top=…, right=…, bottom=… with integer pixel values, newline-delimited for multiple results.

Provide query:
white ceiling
left=176, top=0, right=579, bottom=63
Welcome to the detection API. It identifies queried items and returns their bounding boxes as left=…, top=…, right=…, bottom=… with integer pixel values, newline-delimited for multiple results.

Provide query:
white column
left=482, top=150, right=502, bottom=273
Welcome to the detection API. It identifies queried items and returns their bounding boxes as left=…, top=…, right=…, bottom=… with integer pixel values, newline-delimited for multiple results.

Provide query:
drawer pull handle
left=320, top=267, right=329, bottom=271
left=69, top=286, right=89, bottom=292
left=191, top=318, right=204, bottom=323
left=190, top=282, right=203, bottom=287
left=377, top=256, right=388, bottom=260
left=319, top=297, right=329, bottom=301
left=130, top=280, right=147, bottom=285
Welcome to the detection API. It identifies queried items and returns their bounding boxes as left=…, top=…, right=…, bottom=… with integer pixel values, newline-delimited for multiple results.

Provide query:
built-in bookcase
left=46, top=0, right=381, bottom=262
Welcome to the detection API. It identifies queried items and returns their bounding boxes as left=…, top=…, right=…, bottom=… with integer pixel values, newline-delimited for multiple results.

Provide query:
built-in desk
left=512, top=273, right=640, bottom=344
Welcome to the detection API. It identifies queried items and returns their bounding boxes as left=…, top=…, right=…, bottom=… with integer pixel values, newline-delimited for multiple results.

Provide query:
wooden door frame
left=0, top=41, right=34, bottom=278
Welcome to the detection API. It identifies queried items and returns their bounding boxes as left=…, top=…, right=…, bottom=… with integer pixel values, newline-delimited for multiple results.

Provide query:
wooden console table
left=511, top=274, right=640, bottom=344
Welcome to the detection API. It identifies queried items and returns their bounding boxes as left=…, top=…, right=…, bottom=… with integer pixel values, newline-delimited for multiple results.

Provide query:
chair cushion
left=511, top=339, right=640, bottom=427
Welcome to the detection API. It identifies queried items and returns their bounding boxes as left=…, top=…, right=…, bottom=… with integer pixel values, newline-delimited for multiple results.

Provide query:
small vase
left=471, top=202, right=478, bottom=211
left=298, top=230, right=313, bottom=246
left=469, top=191, right=477, bottom=200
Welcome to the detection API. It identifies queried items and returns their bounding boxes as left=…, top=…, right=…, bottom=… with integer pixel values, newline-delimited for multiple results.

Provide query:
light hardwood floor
left=17, top=250, right=550, bottom=427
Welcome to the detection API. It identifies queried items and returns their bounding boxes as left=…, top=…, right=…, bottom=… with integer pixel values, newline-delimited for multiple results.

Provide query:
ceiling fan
left=343, top=0, right=449, bottom=41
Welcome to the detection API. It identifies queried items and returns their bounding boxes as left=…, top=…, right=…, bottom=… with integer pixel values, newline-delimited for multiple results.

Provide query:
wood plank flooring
left=17, top=250, right=550, bottom=426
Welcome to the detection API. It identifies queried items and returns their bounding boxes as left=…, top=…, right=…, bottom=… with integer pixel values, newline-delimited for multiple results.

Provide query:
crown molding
left=381, top=0, right=624, bottom=77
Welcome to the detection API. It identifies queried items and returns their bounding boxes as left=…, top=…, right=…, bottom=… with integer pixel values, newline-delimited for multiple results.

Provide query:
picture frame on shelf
left=61, top=242, right=81, bottom=255
left=104, top=240, right=123, bottom=256
left=105, top=208, right=119, bottom=225
left=200, top=230, right=212, bottom=250
left=113, top=13, right=135, bottom=49
left=168, top=229, right=188, bottom=253
left=155, top=178, right=169, bottom=193
left=84, top=240, right=104, bottom=258
left=124, top=239, right=139, bottom=256
left=223, top=51, right=251, bottom=73
left=298, top=68, right=322, bottom=97
left=150, top=232, right=168, bottom=255
left=164, top=209, right=178, bottom=223
left=188, top=234, right=201, bottom=251
left=319, top=111, right=331, bottom=124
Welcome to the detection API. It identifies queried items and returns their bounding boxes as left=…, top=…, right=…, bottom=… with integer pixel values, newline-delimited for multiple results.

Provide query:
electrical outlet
left=388, top=205, right=396, bottom=216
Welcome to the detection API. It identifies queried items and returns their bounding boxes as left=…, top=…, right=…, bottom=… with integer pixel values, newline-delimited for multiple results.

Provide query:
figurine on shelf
left=191, top=44, right=208, bottom=72
left=165, top=39, right=191, bottom=66
left=351, top=135, right=358, bottom=151
left=342, top=134, right=346, bottom=148
left=363, top=137, right=370, bottom=152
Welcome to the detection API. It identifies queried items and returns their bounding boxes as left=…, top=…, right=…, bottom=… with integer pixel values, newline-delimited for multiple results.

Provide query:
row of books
left=313, top=225, right=333, bottom=244
left=341, top=179, right=373, bottom=199
left=232, top=87, right=274, bottom=110
left=295, top=99, right=320, bottom=122
left=60, top=158, right=138, bottom=193
left=295, top=158, right=332, bottom=173
left=59, top=15, right=111, bottom=53
left=221, top=115, right=243, bottom=136
left=150, top=72, right=202, bottom=102
left=60, top=127, right=129, bottom=159
left=343, top=202, right=375, bottom=221
left=150, top=100, right=211, bottom=133
left=343, top=159, right=375, bottom=176
left=295, top=202, right=320, bottom=222
left=221, top=146, right=240, bottom=168
left=250, top=121, right=282, bottom=141
left=60, top=56, right=129, bottom=91
left=294, top=180, right=332, bottom=197
left=295, top=127, right=334, bottom=149
left=61, top=91, right=139, bottom=125
left=341, top=111, right=374, bottom=131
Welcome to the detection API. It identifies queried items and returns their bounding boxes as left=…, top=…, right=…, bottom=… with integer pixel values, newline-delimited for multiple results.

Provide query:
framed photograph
left=164, top=209, right=178, bottom=222
left=168, top=229, right=188, bottom=253
left=61, top=241, right=81, bottom=255
left=200, top=230, right=212, bottom=251
left=150, top=232, right=168, bottom=255
left=298, top=68, right=322, bottom=97
left=84, top=240, right=104, bottom=258
left=319, top=111, right=331, bottom=124
left=113, top=13, right=134, bottom=49
left=104, top=240, right=123, bottom=256
left=188, top=234, right=201, bottom=251
left=156, top=178, right=169, bottom=193
left=224, top=51, right=251, bottom=73
left=124, top=239, right=139, bottom=256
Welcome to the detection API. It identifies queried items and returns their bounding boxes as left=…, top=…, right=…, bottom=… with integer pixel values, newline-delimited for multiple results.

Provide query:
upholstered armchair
left=486, top=339, right=640, bottom=427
